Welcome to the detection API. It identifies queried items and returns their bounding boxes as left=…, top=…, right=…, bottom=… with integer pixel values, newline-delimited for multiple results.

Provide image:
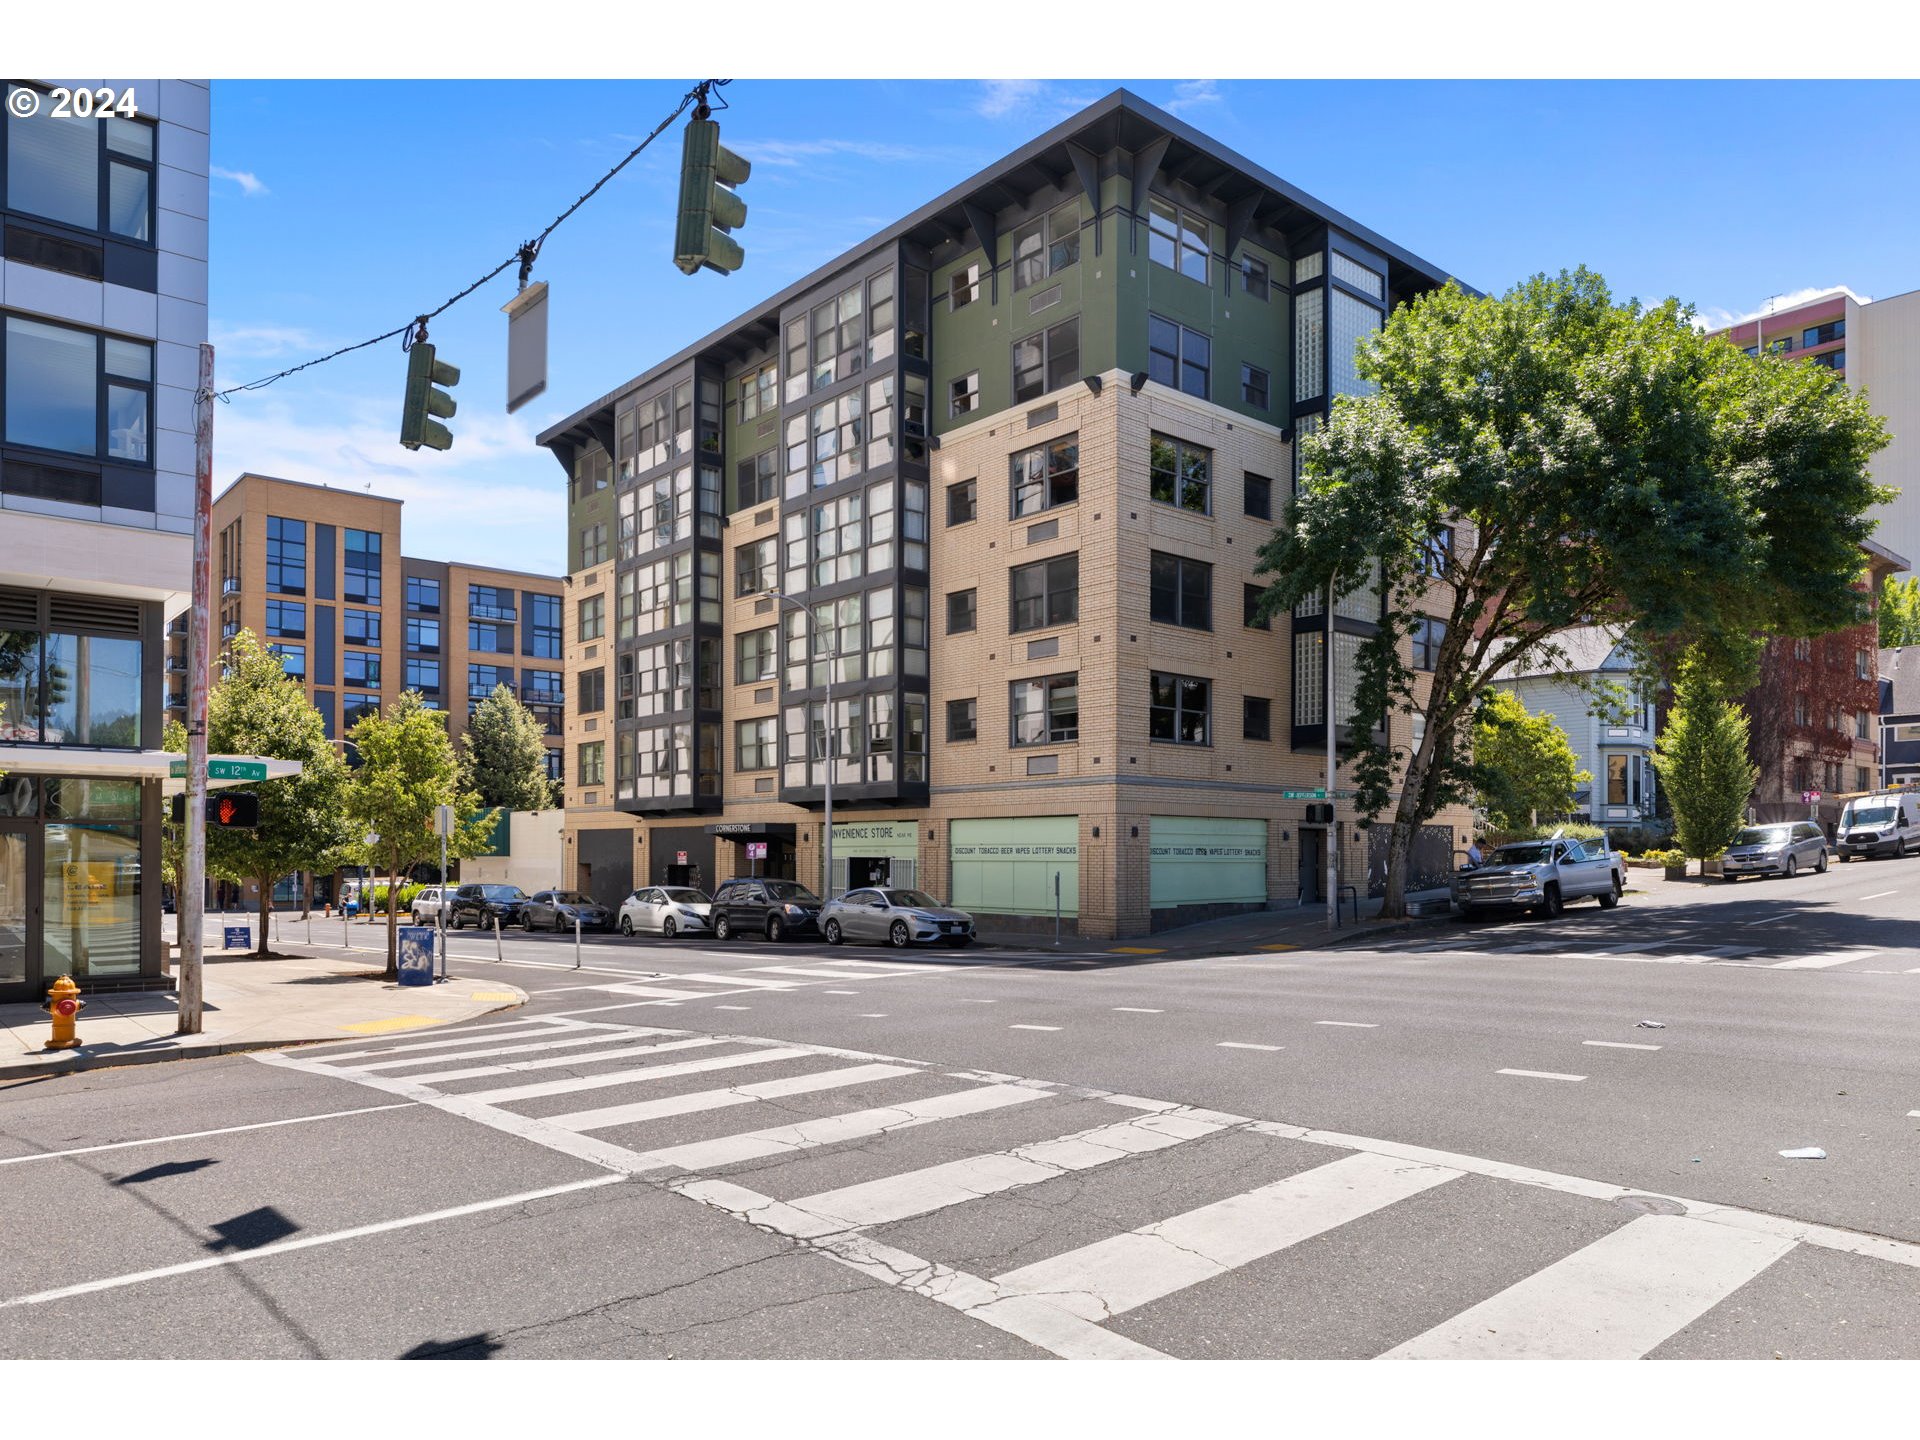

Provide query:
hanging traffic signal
left=399, top=337, right=460, bottom=451
left=674, top=113, right=750, bottom=276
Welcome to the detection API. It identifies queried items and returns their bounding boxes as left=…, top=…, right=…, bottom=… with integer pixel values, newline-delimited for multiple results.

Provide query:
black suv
left=448, top=883, right=529, bottom=930
left=710, top=878, right=823, bottom=942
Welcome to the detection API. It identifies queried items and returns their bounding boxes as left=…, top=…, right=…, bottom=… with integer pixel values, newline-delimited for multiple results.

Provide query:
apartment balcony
left=221, top=577, right=242, bottom=596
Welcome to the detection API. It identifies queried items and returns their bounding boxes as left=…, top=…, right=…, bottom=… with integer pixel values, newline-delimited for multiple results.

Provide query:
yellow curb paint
left=339, top=1016, right=445, bottom=1035
left=470, top=992, right=520, bottom=1002
left=1110, top=947, right=1165, bottom=955
left=1259, top=943, right=1302, bottom=952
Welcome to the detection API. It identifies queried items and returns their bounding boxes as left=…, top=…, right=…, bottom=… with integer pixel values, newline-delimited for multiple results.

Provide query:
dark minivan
left=709, top=877, right=824, bottom=942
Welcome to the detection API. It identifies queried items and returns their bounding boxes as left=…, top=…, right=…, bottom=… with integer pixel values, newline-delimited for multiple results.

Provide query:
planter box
left=1663, top=865, right=1687, bottom=880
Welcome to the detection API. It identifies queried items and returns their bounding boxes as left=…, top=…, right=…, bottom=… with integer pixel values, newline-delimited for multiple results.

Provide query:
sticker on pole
left=397, top=926, right=437, bottom=987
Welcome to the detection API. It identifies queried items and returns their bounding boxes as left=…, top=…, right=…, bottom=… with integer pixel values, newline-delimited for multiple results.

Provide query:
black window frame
left=1149, top=551, right=1212, bottom=631
left=576, top=740, right=605, bottom=787
left=1240, top=253, right=1270, bottom=301
left=405, top=575, right=441, bottom=613
left=1011, top=316, right=1079, bottom=404
left=1009, top=672, right=1078, bottom=747
left=527, top=593, right=562, bottom=659
left=947, top=697, right=978, bottom=743
left=1241, top=362, right=1270, bottom=411
left=735, top=716, right=777, bottom=771
left=735, top=536, right=777, bottom=597
left=1012, top=200, right=1081, bottom=292
left=1243, top=583, right=1271, bottom=631
left=1412, top=616, right=1447, bottom=671
left=404, top=657, right=441, bottom=693
left=577, top=593, right=604, bottom=642
left=949, top=371, right=981, bottom=419
left=265, top=598, right=306, bottom=640
left=343, top=650, right=381, bottom=691
left=1244, top=472, right=1272, bottom=521
left=1009, top=435, right=1079, bottom=518
left=3, top=313, right=157, bottom=471
left=946, top=588, right=977, bottom=635
left=578, top=666, right=606, bottom=714
left=1149, top=671, right=1212, bottom=746
left=1009, top=553, right=1079, bottom=634
left=1146, top=196, right=1210, bottom=284
left=3, top=85, right=157, bottom=247
left=735, top=449, right=777, bottom=511
left=946, top=477, right=977, bottom=526
left=949, top=263, right=981, bottom=311
left=1149, top=433, right=1212, bottom=514
left=343, top=607, right=380, bottom=648
left=1243, top=695, right=1272, bottom=742
left=468, top=618, right=515, bottom=655
left=264, top=516, right=306, bottom=595
left=579, top=521, right=610, bottom=567
left=343, top=529, right=382, bottom=605
left=405, top=616, right=441, bottom=654
left=1146, top=314, right=1210, bottom=399
left=735, top=626, right=778, bottom=686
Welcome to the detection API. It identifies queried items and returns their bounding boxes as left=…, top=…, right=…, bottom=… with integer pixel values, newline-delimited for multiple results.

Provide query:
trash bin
left=397, top=925, right=436, bottom=987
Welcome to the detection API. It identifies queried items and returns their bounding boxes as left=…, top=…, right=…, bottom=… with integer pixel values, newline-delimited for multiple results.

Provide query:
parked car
left=409, top=885, right=453, bottom=925
left=709, top=877, right=823, bottom=942
left=520, top=889, right=613, bottom=932
left=821, top=887, right=976, bottom=948
left=1453, top=833, right=1625, bottom=919
left=619, top=886, right=713, bottom=938
left=1722, top=821, right=1828, bottom=880
left=1836, top=791, right=1920, bottom=860
left=447, top=883, right=529, bottom=930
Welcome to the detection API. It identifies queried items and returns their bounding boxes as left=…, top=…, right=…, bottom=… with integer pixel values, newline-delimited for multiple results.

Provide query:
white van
left=1836, top=791, right=1920, bottom=860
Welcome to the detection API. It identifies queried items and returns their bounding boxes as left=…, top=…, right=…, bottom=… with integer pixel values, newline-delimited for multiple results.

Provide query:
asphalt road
left=11, top=855, right=1917, bottom=1359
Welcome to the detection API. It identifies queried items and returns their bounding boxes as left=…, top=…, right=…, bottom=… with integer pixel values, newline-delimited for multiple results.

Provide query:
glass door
left=0, top=822, right=40, bottom=1002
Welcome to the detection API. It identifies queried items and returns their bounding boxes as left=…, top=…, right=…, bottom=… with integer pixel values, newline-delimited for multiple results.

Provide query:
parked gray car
left=520, top=889, right=614, bottom=932
left=1721, top=821, right=1828, bottom=880
left=821, top=887, right=976, bottom=948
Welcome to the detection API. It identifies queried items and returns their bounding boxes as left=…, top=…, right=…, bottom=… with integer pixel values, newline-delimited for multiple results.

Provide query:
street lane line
left=785, top=1110, right=1226, bottom=1229
left=1010, top=1024, right=1061, bottom=1031
left=1860, top=890, right=1899, bottom=900
left=1583, top=1041, right=1661, bottom=1051
left=1769, top=950, right=1879, bottom=970
left=546, top=1063, right=916, bottom=1133
left=0, top=1174, right=625, bottom=1311
left=1114, top=1007, right=1163, bottom=1013
left=675, top=972, right=802, bottom=990
left=712, top=1005, right=752, bottom=1011
left=824, top=990, right=858, bottom=995
left=596, top=983, right=725, bottom=1000
left=1497, top=1069, right=1586, bottom=1082
left=341, top=1028, right=674, bottom=1072
left=1218, top=1041, right=1283, bottom=1051
left=402, top=1036, right=729, bottom=1086
left=961, top=999, right=998, bottom=1004
left=857, top=1013, right=889, bottom=1018
left=1315, top=1021, right=1378, bottom=1028
left=758, top=967, right=883, bottom=980
left=990, top=1151, right=1460, bottom=1322
left=0, top=1103, right=416, bottom=1167
left=637, top=1083, right=1045, bottom=1171
left=1379, top=1214, right=1795, bottom=1359
left=462, top=1046, right=815, bottom=1105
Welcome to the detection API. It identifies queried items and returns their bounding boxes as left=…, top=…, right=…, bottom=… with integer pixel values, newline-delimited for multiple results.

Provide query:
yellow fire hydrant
left=42, top=975, right=84, bottom=1050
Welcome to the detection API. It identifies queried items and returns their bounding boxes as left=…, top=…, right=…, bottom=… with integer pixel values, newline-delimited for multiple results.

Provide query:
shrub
left=1487, top=822, right=1607, bottom=847
left=1606, top=822, right=1673, bottom=855
left=1641, top=848, right=1688, bottom=869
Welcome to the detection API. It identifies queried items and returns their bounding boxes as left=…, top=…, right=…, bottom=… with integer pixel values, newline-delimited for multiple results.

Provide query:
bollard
left=574, top=912, right=582, bottom=969
left=494, top=914, right=503, bottom=964
left=42, top=975, right=84, bottom=1050
left=306, top=913, right=312, bottom=947
left=343, top=912, right=349, bottom=952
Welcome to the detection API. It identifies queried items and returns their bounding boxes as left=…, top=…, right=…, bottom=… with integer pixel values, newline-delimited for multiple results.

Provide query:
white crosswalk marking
left=673, top=972, right=803, bottom=990
left=545, top=1063, right=917, bottom=1133
left=785, top=1110, right=1226, bottom=1230
left=462, top=1045, right=816, bottom=1105
left=401, top=1035, right=730, bottom=1087
left=1380, top=1214, right=1795, bottom=1359
left=312, top=1020, right=591, bottom=1063
left=989, top=1151, right=1460, bottom=1321
left=755, top=966, right=886, bottom=980
left=635, top=1083, right=1045, bottom=1172
left=596, top=983, right=722, bottom=1000
left=1769, top=950, right=1879, bottom=970
left=345, top=1028, right=677, bottom=1072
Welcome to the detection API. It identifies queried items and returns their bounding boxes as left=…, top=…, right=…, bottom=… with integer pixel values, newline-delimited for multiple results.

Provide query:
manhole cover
left=1613, top=1193, right=1688, bottom=1217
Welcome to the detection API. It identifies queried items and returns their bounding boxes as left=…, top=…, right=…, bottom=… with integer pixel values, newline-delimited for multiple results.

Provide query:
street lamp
left=764, top=590, right=836, bottom=901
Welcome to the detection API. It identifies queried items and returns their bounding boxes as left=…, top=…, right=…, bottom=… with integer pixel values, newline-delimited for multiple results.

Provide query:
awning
left=704, top=821, right=797, bottom=840
left=0, top=746, right=304, bottom=793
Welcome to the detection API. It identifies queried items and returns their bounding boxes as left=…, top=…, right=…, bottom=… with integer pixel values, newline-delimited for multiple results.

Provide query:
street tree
left=461, top=683, right=556, bottom=812
left=1252, top=268, right=1891, bottom=916
left=1655, top=683, right=1757, bottom=873
left=345, top=690, right=496, bottom=976
left=1473, top=690, right=1589, bottom=832
left=1881, top=576, right=1920, bottom=648
left=187, top=631, right=352, bottom=955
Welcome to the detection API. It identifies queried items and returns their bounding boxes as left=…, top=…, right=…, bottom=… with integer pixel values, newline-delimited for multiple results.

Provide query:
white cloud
left=210, top=166, right=268, bottom=197
left=1691, top=285, right=1871, bottom=332
left=208, top=323, right=327, bottom=359
left=1164, top=80, right=1224, bottom=117
left=742, top=138, right=948, bottom=169
left=971, top=80, right=1098, bottom=123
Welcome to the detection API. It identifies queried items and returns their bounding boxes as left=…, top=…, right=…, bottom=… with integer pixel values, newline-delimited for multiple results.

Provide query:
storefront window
left=41, top=633, right=144, bottom=747
left=43, top=823, right=142, bottom=978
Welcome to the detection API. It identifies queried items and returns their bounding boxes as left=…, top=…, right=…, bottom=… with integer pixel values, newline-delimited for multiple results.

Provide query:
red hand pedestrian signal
left=218, top=797, right=238, bottom=826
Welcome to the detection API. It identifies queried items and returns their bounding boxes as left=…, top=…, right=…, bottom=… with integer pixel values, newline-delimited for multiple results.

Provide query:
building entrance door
left=665, top=864, right=693, bottom=888
left=0, top=823, right=41, bottom=1003
left=1298, top=827, right=1325, bottom=906
left=848, top=856, right=893, bottom=889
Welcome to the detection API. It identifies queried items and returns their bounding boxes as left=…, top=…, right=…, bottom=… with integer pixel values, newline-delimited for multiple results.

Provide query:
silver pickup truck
left=1453, top=834, right=1626, bottom=919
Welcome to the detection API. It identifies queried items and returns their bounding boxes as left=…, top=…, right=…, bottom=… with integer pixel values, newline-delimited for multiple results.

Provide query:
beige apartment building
left=171, top=473, right=563, bottom=778
left=541, top=93, right=1473, bottom=939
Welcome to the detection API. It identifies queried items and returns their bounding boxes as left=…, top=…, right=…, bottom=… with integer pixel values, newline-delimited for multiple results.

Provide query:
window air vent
left=1025, top=403, right=1059, bottom=429
left=0, top=589, right=39, bottom=628
left=4, top=223, right=104, bottom=281
left=758, top=417, right=777, bottom=439
left=1026, top=520, right=1059, bottom=544
left=1026, top=637, right=1060, bottom=660
left=2, top=459, right=102, bottom=507
left=50, top=594, right=143, bottom=636
left=1027, top=284, right=1062, bottom=316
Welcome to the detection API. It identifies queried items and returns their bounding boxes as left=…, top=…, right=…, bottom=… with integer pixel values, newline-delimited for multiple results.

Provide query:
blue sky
left=206, top=78, right=1920, bottom=575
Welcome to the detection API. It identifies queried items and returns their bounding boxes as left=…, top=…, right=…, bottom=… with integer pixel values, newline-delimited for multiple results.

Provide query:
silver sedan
left=821, top=888, right=976, bottom=948
left=619, top=886, right=713, bottom=938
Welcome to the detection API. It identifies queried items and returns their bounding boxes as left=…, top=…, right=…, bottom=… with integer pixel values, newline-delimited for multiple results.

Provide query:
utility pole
left=1325, top=575, right=1338, bottom=933
left=178, top=343, right=214, bottom=1034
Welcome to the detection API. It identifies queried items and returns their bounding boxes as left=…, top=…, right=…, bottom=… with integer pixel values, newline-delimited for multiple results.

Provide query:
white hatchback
left=619, top=886, right=714, bottom=938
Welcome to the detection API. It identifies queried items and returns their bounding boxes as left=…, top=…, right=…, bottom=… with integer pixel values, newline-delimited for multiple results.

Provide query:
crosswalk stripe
left=673, top=972, right=802, bottom=990
left=785, top=1109, right=1225, bottom=1230
left=344, top=1028, right=677, bottom=1072
left=404, top=1035, right=729, bottom=1086
left=989, top=1151, right=1461, bottom=1321
left=461, top=1046, right=816, bottom=1105
left=635, top=1083, right=1045, bottom=1171
left=310, top=1021, right=588, bottom=1062
left=1769, top=950, right=1878, bottom=970
left=755, top=966, right=884, bottom=980
left=597, top=983, right=725, bottom=1000
left=546, top=1062, right=916, bottom=1132
left=1379, top=1213, right=1795, bottom=1359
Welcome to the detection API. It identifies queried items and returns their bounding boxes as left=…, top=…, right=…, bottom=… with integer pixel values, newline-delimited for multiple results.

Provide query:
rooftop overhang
left=0, top=748, right=304, bottom=793
left=1862, top=536, right=1909, bottom=578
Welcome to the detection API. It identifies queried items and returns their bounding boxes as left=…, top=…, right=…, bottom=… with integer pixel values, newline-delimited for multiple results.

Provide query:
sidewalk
left=0, top=950, right=528, bottom=1081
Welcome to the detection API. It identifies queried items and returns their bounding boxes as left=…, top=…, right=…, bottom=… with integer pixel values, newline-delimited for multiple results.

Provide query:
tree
left=461, top=683, right=555, bottom=812
left=1882, top=576, right=1920, bottom=648
left=345, top=690, right=496, bottom=976
left=1253, top=268, right=1892, bottom=916
left=1655, top=684, right=1758, bottom=872
left=1473, top=690, right=1590, bottom=831
left=189, top=631, right=352, bottom=956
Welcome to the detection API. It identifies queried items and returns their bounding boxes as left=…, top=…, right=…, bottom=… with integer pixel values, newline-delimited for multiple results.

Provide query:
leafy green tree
left=1474, top=690, right=1590, bottom=831
left=196, top=631, right=352, bottom=956
left=345, top=690, right=496, bottom=976
left=1654, top=684, right=1758, bottom=872
left=1253, top=268, right=1891, bottom=916
left=461, top=683, right=556, bottom=812
left=1882, top=575, right=1920, bottom=648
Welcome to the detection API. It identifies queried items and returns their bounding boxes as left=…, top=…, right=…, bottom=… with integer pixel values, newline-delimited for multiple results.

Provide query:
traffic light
left=674, top=114, right=750, bottom=276
left=170, top=793, right=260, bottom=828
left=399, top=341, right=460, bottom=451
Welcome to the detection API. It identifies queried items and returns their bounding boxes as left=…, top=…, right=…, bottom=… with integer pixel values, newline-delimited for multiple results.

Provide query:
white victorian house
left=1491, top=626, right=1657, bottom=825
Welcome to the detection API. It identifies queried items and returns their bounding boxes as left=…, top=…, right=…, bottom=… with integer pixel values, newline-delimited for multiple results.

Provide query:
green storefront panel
left=832, top=820, right=922, bottom=892
left=1149, top=816, right=1267, bottom=908
left=949, top=816, right=1078, bottom=918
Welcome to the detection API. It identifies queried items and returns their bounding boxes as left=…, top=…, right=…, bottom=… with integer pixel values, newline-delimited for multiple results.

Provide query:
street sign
left=169, top=758, right=268, bottom=781
left=745, top=842, right=768, bottom=860
left=1802, top=789, right=1823, bottom=804
left=676, top=851, right=689, bottom=865
left=1282, top=789, right=1328, bottom=800
left=435, top=804, right=455, bottom=838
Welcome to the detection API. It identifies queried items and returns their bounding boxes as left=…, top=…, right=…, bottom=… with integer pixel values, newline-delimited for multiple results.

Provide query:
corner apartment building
left=540, top=90, right=1472, bottom=938
left=176, top=472, right=564, bottom=777
left=1714, top=287, right=1920, bottom=577
left=1, top=79, right=208, bottom=1000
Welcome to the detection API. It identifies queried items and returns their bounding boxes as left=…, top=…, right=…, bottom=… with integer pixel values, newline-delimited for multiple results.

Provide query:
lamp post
left=765, top=591, right=835, bottom=901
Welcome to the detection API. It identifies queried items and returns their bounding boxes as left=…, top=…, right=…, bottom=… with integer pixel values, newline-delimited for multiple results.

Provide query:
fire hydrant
left=42, top=975, right=84, bottom=1050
